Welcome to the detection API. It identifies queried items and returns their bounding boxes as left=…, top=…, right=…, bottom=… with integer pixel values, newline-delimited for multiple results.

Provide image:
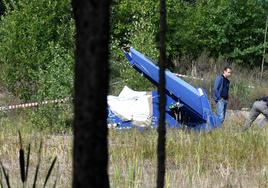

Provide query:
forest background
left=0, top=0, right=267, bottom=129
left=0, top=1, right=268, bottom=187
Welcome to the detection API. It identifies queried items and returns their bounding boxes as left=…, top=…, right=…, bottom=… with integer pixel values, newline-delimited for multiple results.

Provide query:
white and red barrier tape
left=0, top=97, right=70, bottom=111
left=175, top=73, right=205, bottom=81
left=0, top=71, right=256, bottom=112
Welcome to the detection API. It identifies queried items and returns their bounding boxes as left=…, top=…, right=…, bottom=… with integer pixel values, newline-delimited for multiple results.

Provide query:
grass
left=0, top=58, right=267, bottom=187
left=108, top=120, right=268, bottom=188
left=0, top=129, right=71, bottom=187
left=1, top=115, right=268, bottom=187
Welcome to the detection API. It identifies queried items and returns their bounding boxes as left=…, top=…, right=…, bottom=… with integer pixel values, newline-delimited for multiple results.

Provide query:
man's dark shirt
left=220, top=75, right=230, bottom=100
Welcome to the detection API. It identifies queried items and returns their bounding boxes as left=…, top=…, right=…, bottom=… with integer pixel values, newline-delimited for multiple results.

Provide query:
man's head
left=223, top=66, right=232, bottom=78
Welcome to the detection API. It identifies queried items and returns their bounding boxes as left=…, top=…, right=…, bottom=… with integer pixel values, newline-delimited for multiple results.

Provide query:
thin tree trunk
left=72, top=0, right=110, bottom=187
left=157, top=0, right=166, bottom=187
left=261, top=15, right=268, bottom=79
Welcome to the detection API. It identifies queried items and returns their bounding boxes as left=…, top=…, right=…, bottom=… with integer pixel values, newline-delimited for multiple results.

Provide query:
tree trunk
left=157, top=0, right=167, bottom=187
left=72, top=0, right=110, bottom=187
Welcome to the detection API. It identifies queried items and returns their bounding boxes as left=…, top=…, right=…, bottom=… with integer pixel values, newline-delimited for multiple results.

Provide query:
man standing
left=242, top=96, right=268, bottom=131
left=213, top=66, right=232, bottom=124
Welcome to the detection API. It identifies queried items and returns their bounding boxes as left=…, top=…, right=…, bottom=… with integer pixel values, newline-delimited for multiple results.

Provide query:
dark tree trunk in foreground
left=72, top=0, right=110, bottom=187
left=157, top=0, right=167, bottom=188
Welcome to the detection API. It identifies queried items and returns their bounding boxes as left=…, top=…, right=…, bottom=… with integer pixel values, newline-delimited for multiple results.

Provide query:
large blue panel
left=129, top=48, right=204, bottom=119
left=123, top=47, right=221, bottom=131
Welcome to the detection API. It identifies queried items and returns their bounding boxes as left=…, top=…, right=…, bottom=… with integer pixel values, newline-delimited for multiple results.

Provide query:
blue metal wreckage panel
left=108, top=47, right=221, bottom=131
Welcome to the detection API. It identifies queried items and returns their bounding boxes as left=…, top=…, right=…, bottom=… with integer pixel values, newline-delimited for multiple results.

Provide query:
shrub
left=0, top=0, right=74, bottom=101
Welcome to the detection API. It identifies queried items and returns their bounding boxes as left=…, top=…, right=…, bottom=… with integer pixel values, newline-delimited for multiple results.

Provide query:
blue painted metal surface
left=122, top=47, right=221, bottom=131
left=107, top=108, right=133, bottom=129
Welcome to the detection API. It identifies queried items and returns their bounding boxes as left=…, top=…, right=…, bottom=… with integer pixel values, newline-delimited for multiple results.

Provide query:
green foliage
left=111, top=0, right=267, bottom=65
left=0, top=0, right=74, bottom=130
left=111, top=0, right=159, bottom=58
left=35, top=42, right=73, bottom=101
left=111, top=0, right=158, bottom=56
left=0, top=0, right=74, bottom=101
left=110, top=0, right=268, bottom=99
left=199, top=0, right=266, bottom=64
left=0, top=0, right=5, bottom=15
left=26, top=104, right=73, bottom=133
left=110, top=0, right=159, bottom=94
left=110, top=0, right=160, bottom=94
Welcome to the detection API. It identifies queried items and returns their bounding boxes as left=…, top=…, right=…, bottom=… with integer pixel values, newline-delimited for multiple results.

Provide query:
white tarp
left=108, top=86, right=152, bottom=126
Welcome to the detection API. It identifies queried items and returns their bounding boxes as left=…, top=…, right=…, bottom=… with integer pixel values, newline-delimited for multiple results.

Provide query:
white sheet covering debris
left=108, top=86, right=152, bottom=126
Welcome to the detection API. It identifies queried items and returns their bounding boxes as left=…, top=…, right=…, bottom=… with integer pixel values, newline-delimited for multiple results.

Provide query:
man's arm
left=213, top=76, right=222, bottom=102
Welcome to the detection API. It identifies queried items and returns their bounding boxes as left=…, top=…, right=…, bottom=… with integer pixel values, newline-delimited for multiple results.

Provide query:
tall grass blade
left=0, top=167, right=4, bottom=188
left=32, top=141, right=42, bottom=188
left=43, top=156, right=57, bottom=188
left=19, top=149, right=25, bottom=183
left=25, top=143, right=31, bottom=181
left=18, top=131, right=26, bottom=183
left=0, top=162, right=11, bottom=188
left=32, top=162, right=40, bottom=188
left=52, top=165, right=59, bottom=188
